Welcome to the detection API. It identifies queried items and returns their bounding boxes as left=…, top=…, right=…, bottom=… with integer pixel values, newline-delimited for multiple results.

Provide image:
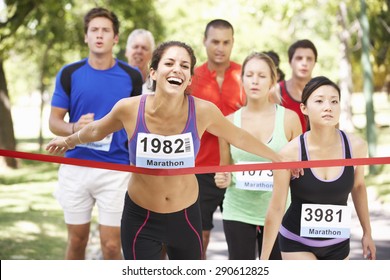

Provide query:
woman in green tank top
left=214, top=52, right=302, bottom=259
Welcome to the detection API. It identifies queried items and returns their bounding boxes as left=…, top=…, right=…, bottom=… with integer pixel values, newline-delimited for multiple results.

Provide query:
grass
left=0, top=158, right=67, bottom=259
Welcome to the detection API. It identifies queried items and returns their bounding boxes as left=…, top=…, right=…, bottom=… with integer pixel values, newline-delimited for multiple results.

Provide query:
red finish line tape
left=1, top=149, right=390, bottom=176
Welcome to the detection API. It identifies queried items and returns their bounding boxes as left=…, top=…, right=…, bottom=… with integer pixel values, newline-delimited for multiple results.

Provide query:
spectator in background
left=126, top=28, right=155, bottom=94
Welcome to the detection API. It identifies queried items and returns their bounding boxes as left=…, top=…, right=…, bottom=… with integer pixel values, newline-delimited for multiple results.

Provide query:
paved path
left=86, top=188, right=390, bottom=260
left=349, top=188, right=390, bottom=260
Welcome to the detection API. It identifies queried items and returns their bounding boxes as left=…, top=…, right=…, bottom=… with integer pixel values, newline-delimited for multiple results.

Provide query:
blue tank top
left=282, top=130, right=354, bottom=237
left=128, top=94, right=200, bottom=166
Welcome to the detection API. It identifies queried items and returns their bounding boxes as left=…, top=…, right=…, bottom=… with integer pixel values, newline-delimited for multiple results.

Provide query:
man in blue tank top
left=49, top=7, right=142, bottom=260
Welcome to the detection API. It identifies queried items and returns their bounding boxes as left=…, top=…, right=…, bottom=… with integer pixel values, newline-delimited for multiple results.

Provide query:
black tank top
left=282, top=130, right=355, bottom=236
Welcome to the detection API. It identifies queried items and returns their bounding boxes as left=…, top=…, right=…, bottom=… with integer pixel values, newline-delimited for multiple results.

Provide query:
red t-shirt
left=190, top=62, right=244, bottom=167
left=279, top=80, right=307, bottom=132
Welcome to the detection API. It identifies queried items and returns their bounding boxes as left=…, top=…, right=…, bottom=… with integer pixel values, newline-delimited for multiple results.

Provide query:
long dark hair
left=149, top=41, right=197, bottom=92
left=264, top=50, right=285, bottom=82
left=301, top=76, right=340, bottom=130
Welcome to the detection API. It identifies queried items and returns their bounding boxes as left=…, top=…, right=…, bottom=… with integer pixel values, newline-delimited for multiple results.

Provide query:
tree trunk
left=0, top=58, right=18, bottom=168
left=337, top=2, right=354, bottom=133
left=38, top=40, right=55, bottom=152
left=360, top=0, right=378, bottom=174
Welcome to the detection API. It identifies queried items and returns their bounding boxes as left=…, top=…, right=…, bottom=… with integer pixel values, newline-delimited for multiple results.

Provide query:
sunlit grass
left=0, top=159, right=67, bottom=260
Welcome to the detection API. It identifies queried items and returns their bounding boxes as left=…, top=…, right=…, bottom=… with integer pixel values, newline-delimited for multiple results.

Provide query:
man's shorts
left=54, top=164, right=130, bottom=227
left=196, top=173, right=226, bottom=231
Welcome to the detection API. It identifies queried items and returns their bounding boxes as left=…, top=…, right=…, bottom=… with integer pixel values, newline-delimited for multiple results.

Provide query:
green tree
left=351, top=0, right=390, bottom=92
left=0, top=0, right=39, bottom=168
left=2, top=0, right=388, bottom=167
left=0, top=0, right=164, bottom=165
left=360, top=0, right=378, bottom=173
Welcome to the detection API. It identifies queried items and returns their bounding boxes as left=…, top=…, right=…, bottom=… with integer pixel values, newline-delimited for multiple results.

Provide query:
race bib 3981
left=300, top=204, right=351, bottom=238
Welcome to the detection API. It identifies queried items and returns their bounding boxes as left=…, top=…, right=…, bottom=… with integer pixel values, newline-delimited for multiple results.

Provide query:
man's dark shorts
left=196, top=173, right=226, bottom=231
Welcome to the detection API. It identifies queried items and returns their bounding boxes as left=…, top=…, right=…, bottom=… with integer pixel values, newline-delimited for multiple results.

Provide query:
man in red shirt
left=189, top=19, right=245, bottom=259
left=278, top=39, right=317, bottom=132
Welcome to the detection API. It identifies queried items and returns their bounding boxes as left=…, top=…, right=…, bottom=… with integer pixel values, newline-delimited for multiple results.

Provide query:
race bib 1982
left=136, top=132, right=195, bottom=169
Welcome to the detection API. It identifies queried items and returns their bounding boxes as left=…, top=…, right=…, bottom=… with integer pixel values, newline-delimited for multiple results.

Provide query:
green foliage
left=0, top=159, right=67, bottom=260
left=0, top=0, right=38, bottom=55
left=365, top=126, right=390, bottom=203
left=341, top=0, right=390, bottom=91
left=156, top=0, right=389, bottom=91
left=156, top=0, right=341, bottom=81
left=2, top=0, right=389, bottom=101
left=67, top=0, right=165, bottom=60
left=2, top=0, right=164, bottom=102
left=367, top=0, right=390, bottom=90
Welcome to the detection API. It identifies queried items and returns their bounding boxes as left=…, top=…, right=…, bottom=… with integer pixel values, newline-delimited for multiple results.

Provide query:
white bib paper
left=235, top=161, right=273, bottom=191
left=76, top=133, right=113, bottom=152
left=136, top=132, right=195, bottom=169
left=300, top=204, right=351, bottom=238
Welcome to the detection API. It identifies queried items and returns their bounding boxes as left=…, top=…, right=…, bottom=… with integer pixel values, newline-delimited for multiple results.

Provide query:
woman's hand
left=45, top=137, right=74, bottom=155
left=74, top=113, right=94, bottom=132
left=362, top=234, right=376, bottom=260
left=279, top=155, right=304, bottom=178
left=291, top=167, right=304, bottom=178
left=214, top=172, right=231, bottom=189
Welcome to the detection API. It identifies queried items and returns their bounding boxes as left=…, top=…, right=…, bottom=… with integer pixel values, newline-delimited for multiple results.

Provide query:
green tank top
left=222, top=104, right=290, bottom=225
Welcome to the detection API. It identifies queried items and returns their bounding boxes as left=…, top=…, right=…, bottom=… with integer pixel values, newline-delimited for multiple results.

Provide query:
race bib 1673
left=235, top=161, right=273, bottom=191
